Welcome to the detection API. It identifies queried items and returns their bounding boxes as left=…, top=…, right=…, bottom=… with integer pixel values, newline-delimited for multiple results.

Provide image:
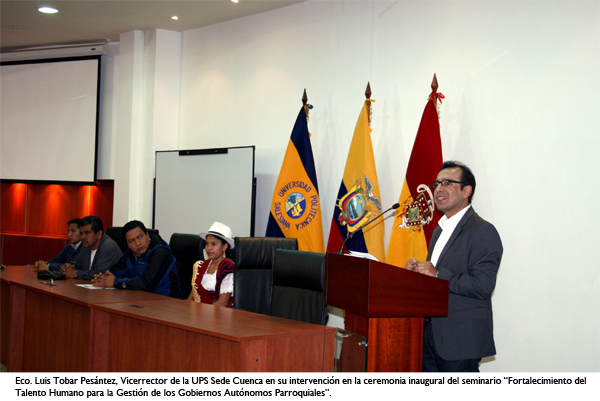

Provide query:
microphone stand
left=337, top=203, right=400, bottom=254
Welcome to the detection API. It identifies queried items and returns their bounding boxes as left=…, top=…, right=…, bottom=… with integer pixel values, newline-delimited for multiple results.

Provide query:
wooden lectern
left=325, top=252, right=449, bottom=372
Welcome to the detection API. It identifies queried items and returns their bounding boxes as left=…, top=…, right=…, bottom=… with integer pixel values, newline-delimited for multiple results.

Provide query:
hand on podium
left=405, top=258, right=438, bottom=277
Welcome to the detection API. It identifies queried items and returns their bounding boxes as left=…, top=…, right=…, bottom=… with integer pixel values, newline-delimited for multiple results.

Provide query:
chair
left=106, top=226, right=159, bottom=253
left=169, top=233, right=205, bottom=299
left=105, top=226, right=125, bottom=252
left=232, top=237, right=298, bottom=314
left=268, top=249, right=328, bottom=325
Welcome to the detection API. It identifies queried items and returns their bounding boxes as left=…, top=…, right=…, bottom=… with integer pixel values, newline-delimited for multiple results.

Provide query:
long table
left=0, top=266, right=20, bottom=368
left=2, top=266, right=169, bottom=371
left=91, top=298, right=334, bottom=372
left=1, top=266, right=334, bottom=372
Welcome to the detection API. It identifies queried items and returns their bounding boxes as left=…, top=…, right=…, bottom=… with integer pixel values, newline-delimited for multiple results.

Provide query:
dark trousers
left=422, top=319, right=481, bottom=372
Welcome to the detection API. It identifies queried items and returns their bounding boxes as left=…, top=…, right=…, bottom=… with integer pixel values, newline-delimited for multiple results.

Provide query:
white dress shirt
left=430, top=205, right=471, bottom=267
left=89, top=248, right=98, bottom=269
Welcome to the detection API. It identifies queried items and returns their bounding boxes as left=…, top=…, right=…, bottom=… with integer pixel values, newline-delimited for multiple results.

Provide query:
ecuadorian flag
left=266, top=105, right=324, bottom=252
left=326, top=99, right=385, bottom=261
left=386, top=88, right=443, bottom=267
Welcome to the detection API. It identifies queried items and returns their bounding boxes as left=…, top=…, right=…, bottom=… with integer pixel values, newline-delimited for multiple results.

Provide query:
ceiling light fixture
left=38, top=7, right=59, bottom=14
left=172, top=16, right=179, bottom=21
left=231, top=0, right=239, bottom=3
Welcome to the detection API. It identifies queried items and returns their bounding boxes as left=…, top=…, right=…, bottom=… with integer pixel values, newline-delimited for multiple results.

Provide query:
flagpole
left=385, top=74, right=443, bottom=266
left=266, top=88, right=324, bottom=252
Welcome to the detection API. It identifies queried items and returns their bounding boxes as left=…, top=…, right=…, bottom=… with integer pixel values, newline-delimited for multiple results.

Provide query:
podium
left=325, top=252, right=449, bottom=372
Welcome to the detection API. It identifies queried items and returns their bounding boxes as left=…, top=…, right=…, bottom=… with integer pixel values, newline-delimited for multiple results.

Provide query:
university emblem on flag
left=285, top=192, right=306, bottom=219
left=397, top=184, right=435, bottom=232
left=337, top=174, right=382, bottom=233
left=273, top=181, right=319, bottom=231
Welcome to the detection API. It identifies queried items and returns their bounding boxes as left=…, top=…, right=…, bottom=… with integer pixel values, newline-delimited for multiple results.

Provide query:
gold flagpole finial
left=365, top=82, right=373, bottom=126
left=302, top=89, right=310, bottom=121
left=430, top=74, right=444, bottom=119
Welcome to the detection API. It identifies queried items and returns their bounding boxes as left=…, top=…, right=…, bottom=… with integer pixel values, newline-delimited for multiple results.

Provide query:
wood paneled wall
left=0, top=180, right=114, bottom=264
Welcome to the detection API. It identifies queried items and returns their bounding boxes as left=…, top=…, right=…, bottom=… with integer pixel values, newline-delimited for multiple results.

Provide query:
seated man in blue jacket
left=33, top=218, right=83, bottom=271
left=92, top=220, right=182, bottom=298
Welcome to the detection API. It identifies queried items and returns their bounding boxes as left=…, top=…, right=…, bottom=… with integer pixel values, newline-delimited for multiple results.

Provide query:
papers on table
left=347, top=250, right=379, bottom=261
left=76, top=284, right=115, bottom=290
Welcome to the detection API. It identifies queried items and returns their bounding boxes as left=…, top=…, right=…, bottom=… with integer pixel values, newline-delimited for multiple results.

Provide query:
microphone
left=338, top=203, right=400, bottom=254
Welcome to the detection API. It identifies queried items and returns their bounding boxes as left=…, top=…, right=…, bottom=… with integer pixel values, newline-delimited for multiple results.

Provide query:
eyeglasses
left=432, top=179, right=464, bottom=189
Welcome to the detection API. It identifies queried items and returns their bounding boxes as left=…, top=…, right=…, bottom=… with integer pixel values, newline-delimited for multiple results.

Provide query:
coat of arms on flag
left=336, top=174, right=382, bottom=233
left=396, top=184, right=435, bottom=232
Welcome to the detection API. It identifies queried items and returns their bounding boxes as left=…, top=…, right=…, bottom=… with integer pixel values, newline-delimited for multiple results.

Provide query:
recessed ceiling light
left=231, top=0, right=239, bottom=3
left=38, top=7, right=59, bottom=14
left=172, top=16, right=179, bottom=21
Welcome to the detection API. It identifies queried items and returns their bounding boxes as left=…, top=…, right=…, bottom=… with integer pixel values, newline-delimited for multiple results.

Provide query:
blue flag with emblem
left=266, top=104, right=324, bottom=252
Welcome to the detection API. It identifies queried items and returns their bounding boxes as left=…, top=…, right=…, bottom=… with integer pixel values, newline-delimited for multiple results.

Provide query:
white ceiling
left=0, top=0, right=303, bottom=52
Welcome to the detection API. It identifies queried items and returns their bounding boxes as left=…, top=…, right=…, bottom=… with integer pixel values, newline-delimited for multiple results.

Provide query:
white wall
left=100, top=0, right=599, bottom=371
left=171, top=1, right=599, bottom=371
left=105, top=29, right=182, bottom=224
left=97, top=42, right=120, bottom=180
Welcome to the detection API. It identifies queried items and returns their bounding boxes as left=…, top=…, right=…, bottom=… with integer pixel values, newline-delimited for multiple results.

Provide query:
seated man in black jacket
left=33, top=218, right=83, bottom=271
left=92, top=220, right=182, bottom=298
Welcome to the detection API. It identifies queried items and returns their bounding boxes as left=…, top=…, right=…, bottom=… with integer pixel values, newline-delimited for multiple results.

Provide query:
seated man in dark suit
left=61, top=215, right=123, bottom=280
left=405, top=161, right=503, bottom=372
left=33, top=218, right=83, bottom=271
left=92, top=220, right=182, bottom=298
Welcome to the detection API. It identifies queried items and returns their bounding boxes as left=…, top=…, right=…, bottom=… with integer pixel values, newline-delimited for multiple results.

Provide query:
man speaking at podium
left=405, top=161, right=503, bottom=372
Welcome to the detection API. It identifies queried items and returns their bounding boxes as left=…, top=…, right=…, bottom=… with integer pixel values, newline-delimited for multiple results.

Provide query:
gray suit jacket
left=47, top=242, right=82, bottom=271
left=73, top=233, right=123, bottom=280
left=428, top=207, right=503, bottom=360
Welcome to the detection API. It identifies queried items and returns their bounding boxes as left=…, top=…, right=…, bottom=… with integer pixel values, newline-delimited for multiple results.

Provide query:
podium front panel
left=325, top=253, right=448, bottom=318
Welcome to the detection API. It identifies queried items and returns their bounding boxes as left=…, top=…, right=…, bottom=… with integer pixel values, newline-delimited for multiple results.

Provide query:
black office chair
left=169, top=233, right=205, bottom=299
left=105, top=226, right=125, bottom=252
left=269, top=249, right=328, bottom=325
left=106, top=226, right=159, bottom=253
left=232, top=237, right=298, bottom=314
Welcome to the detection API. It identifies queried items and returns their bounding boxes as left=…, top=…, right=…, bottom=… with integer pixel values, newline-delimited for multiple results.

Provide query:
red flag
left=386, top=81, right=443, bottom=267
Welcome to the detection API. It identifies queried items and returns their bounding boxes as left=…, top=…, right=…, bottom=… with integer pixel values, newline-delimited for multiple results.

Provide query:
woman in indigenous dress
left=187, top=222, right=235, bottom=307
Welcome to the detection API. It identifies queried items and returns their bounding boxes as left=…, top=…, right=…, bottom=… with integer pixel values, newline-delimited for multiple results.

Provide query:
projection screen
left=0, top=56, right=100, bottom=184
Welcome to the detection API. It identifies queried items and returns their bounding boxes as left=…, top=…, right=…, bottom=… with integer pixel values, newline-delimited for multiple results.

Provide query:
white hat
left=199, top=222, right=235, bottom=249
